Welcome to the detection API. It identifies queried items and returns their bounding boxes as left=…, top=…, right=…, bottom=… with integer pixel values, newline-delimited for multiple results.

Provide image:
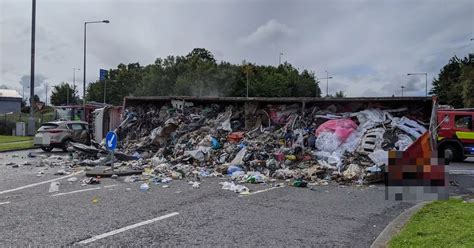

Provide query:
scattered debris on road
left=3, top=100, right=430, bottom=193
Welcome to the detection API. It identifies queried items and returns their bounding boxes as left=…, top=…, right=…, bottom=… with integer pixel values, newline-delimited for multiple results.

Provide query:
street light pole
left=317, top=71, right=333, bottom=97
left=73, top=68, right=80, bottom=103
left=28, top=0, right=36, bottom=135
left=103, top=79, right=106, bottom=103
left=407, top=72, right=428, bottom=96
left=279, top=52, right=283, bottom=65
left=45, top=83, right=48, bottom=106
left=401, top=86, right=405, bottom=97
left=83, top=20, right=109, bottom=110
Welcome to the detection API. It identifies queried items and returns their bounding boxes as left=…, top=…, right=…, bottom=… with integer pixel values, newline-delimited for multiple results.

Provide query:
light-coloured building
left=0, top=89, right=22, bottom=114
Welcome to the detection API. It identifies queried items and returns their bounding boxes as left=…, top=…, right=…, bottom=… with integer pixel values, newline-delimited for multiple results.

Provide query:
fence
left=0, top=112, right=55, bottom=135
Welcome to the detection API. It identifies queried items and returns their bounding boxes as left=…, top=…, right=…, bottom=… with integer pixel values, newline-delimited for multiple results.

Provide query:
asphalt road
left=0, top=149, right=472, bottom=247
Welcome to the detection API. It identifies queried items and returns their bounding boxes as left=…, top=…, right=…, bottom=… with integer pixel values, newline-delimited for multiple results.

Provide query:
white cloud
left=239, top=19, right=293, bottom=45
left=0, top=0, right=472, bottom=101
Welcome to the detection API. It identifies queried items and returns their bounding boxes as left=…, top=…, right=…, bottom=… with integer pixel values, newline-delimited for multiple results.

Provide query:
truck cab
left=437, top=109, right=474, bottom=161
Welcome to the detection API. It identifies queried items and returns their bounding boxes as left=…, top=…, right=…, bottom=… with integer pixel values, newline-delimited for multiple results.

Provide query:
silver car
left=34, top=121, right=91, bottom=152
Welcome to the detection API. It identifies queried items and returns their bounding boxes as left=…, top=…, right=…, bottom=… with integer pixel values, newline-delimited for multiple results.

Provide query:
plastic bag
left=48, top=182, right=60, bottom=193
left=315, top=119, right=358, bottom=141
left=368, top=149, right=388, bottom=166
left=230, top=147, right=247, bottom=165
left=395, top=134, right=413, bottom=151
left=315, top=132, right=341, bottom=152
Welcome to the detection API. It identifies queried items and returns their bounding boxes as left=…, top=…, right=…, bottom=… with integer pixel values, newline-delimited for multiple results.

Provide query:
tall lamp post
left=28, top=0, right=36, bottom=135
left=73, top=68, right=80, bottom=103
left=318, top=70, right=333, bottom=97
left=83, top=20, right=109, bottom=110
left=407, top=72, right=428, bottom=96
left=401, top=86, right=405, bottom=97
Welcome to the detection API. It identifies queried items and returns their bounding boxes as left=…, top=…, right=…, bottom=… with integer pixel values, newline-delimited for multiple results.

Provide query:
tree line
left=49, top=49, right=472, bottom=108
left=84, top=48, right=322, bottom=105
left=431, top=55, right=473, bottom=108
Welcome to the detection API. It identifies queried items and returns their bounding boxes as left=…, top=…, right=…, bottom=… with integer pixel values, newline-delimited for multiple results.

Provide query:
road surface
left=0, top=149, right=472, bottom=246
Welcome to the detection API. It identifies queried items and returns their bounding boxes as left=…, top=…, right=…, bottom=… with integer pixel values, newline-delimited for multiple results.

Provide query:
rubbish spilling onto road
left=6, top=99, right=430, bottom=191
left=73, top=101, right=427, bottom=187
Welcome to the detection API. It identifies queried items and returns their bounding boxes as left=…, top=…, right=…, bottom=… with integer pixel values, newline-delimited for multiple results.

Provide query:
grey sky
left=0, top=0, right=473, bottom=102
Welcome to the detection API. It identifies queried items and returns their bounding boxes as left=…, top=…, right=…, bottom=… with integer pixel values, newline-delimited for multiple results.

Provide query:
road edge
left=0, top=147, right=37, bottom=153
left=370, top=201, right=430, bottom=248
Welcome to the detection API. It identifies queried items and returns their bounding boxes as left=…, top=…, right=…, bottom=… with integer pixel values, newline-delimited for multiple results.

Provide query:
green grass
left=390, top=199, right=474, bottom=248
left=0, top=135, right=33, bottom=143
left=0, top=140, right=34, bottom=151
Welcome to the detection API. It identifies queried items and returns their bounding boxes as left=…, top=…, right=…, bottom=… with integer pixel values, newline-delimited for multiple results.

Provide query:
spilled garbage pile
left=73, top=101, right=428, bottom=188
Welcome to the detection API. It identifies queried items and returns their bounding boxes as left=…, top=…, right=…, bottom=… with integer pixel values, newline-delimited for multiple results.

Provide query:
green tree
left=85, top=48, right=322, bottom=103
left=335, top=90, right=345, bottom=98
left=87, top=63, right=143, bottom=105
left=460, top=65, right=474, bottom=107
left=50, top=83, right=77, bottom=106
left=431, top=55, right=472, bottom=108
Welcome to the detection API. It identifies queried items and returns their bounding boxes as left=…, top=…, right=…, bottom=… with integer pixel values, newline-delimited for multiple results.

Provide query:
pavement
left=0, top=149, right=472, bottom=246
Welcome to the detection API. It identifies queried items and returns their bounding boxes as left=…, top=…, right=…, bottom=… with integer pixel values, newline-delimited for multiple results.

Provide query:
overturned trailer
left=115, top=96, right=441, bottom=185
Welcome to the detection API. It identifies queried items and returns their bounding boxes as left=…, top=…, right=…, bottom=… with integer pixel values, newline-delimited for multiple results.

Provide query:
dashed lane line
left=239, top=186, right=283, bottom=197
left=0, top=170, right=85, bottom=195
left=77, top=212, right=179, bottom=244
left=51, top=185, right=118, bottom=197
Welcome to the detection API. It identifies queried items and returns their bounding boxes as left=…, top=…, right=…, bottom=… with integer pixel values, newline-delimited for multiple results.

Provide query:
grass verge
left=390, top=199, right=474, bottom=248
left=0, top=135, right=34, bottom=151
left=0, top=135, right=33, bottom=143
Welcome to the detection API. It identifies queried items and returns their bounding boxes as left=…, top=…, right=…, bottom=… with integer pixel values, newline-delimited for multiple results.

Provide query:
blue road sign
left=99, top=69, right=108, bottom=81
left=105, top=131, right=117, bottom=151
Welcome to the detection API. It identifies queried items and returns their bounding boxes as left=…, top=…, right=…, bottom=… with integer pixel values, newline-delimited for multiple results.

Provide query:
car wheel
left=41, top=145, right=53, bottom=152
left=62, top=140, right=72, bottom=152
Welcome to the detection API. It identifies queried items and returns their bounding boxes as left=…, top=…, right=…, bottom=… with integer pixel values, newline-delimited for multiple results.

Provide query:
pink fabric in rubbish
left=315, top=119, right=358, bottom=141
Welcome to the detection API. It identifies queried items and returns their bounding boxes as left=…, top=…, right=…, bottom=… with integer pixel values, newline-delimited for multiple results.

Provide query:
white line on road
left=449, top=170, right=474, bottom=175
left=0, top=201, right=10, bottom=205
left=77, top=212, right=179, bottom=244
left=51, top=187, right=101, bottom=197
left=0, top=170, right=85, bottom=195
left=239, top=186, right=283, bottom=197
left=51, top=184, right=118, bottom=197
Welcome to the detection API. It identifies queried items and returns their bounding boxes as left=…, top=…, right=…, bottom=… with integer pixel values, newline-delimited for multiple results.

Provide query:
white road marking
left=77, top=212, right=179, bottom=244
left=449, top=170, right=474, bottom=175
left=51, top=187, right=101, bottom=197
left=239, top=186, right=283, bottom=197
left=0, top=201, right=10, bottom=205
left=0, top=170, right=84, bottom=195
left=51, top=184, right=118, bottom=197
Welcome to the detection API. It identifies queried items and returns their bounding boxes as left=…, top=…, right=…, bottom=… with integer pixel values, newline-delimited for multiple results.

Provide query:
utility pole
left=73, top=68, right=80, bottom=103
left=318, top=71, right=333, bottom=97
left=103, top=80, right=106, bottom=103
left=401, top=86, right=405, bottom=97
left=28, top=0, right=36, bottom=135
left=83, top=20, right=109, bottom=111
left=45, top=83, right=48, bottom=106
left=66, top=82, right=70, bottom=105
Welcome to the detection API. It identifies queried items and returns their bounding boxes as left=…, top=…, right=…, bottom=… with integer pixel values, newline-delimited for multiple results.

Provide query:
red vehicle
left=437, top=109, right=474, bottom=161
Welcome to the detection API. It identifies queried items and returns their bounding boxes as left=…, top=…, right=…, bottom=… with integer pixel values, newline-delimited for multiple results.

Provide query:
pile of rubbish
left=74, top=101, right=428, bottom=186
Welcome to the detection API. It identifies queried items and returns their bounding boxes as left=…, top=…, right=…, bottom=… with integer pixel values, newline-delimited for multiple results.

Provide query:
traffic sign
left=99, top=69, right=108, bottom=81
left=105, top=131, right=117, bottom=151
